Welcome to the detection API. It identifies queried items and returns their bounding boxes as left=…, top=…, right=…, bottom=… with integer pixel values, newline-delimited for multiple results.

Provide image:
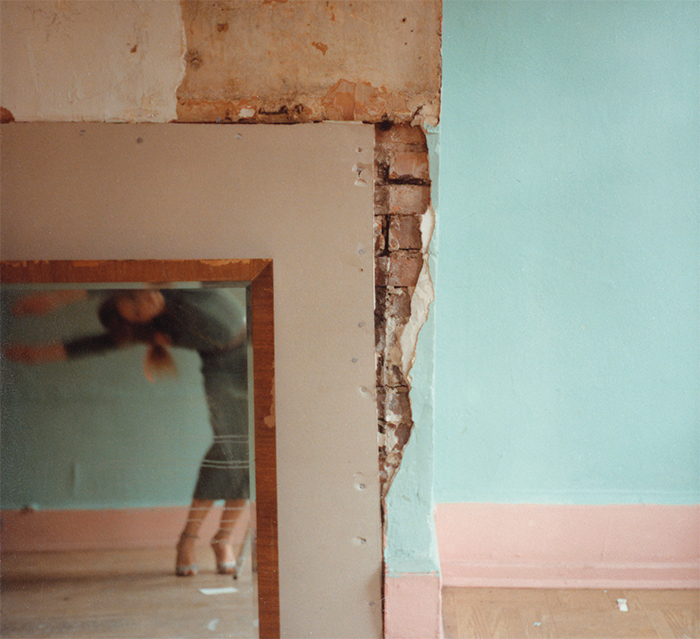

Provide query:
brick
left=374, top=184, right=390, bottom=213
left=374, top=156, right=389, bottom=183
left=389, top=151, right=430, bottom=182
left=388, top=184, right=431, bottom=215
left=376, top=387, right=386, bottom=419
left=384, top=252, right=423, bottom=287
left=374, top=216, right=386, bottom=254
left=375, top=285, right=388, bottom=317
left=385, top=387, right=411, bottom=423
left=376, top=256, right=389, bottom=287
left=380, top=348, right=408, bottom=387
left=375, top=327, right=386, bottom=352
left=376, top=123, right=426, bottom=146
left=386, top=287, right=411, bottom=318
left=381, top=362, right=405, bottom=388
left=389, top=215, right=422, bottom=251
left=384, top=423, right=413, bottom=456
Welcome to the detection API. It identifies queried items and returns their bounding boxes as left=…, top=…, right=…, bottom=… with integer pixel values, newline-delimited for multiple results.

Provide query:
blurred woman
left=5, top=287, right=250, bottom=577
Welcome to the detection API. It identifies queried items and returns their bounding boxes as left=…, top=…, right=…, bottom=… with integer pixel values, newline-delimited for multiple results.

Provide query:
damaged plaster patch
left=176, top=0, right=442, bottom=123
left=410, top=103, right=440, bottom=129
left=375, top=122, right=435, bottom=499
left=0, top=107, right=15, bottom=123
left=353, top=162, right=371, bottom=187
left=311, top=41, right=329, bottom=55
left=399, top=206, right=435, bottom=383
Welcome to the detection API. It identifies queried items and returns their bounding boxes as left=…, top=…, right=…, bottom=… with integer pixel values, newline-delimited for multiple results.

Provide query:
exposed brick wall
left=374, top=123, right=431, bottom=500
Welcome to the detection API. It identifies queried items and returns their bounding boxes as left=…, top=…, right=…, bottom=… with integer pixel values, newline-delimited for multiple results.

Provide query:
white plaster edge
left=401, top=205, right=436, bottom=383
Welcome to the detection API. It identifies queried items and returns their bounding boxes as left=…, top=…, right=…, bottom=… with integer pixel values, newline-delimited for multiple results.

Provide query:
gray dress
left=65, top=289, right=249, bottom=501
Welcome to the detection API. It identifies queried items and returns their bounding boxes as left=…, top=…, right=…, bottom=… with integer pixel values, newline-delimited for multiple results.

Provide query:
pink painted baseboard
left=1, top=505, right=252, bottom=553
left=384, top=571, right=444, bottom=639
left=435, top=503, right=700, bottom=589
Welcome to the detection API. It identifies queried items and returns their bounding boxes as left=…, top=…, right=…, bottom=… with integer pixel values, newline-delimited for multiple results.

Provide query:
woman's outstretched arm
left=11, top=290, right=89, bottom=317
left=5, top=333, right=123, bottom=365
left=3, top=343, right=68, bottom=363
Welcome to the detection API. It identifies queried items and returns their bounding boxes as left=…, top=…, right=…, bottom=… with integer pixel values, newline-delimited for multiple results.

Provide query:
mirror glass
left=1, top=281, right=261, bottom=638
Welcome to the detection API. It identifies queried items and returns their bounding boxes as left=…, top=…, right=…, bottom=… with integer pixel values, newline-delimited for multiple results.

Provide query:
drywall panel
left=0, top=1, right=185, bottom=122
left=0, top=122, right=381, bottom=638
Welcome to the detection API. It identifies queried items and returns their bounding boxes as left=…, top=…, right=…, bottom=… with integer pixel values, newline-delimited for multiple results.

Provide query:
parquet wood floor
left=0, top=544, right=257, bottom=639
left=442, top=588, right=699, bottom=639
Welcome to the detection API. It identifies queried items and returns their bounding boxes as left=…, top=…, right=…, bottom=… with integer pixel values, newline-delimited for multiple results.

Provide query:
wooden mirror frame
left=0, top=258, right=279, bottom=639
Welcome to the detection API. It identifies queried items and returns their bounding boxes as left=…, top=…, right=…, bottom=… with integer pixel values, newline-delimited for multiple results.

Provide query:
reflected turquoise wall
left=434, top=1, right=699, bottom=504
left=1, top=288, right=247, bottom=510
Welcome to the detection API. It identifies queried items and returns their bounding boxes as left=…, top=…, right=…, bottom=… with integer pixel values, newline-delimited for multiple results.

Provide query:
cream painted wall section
left=1, top=122, right=381, bottom=639
left=0, top=1, right=185, bottom=122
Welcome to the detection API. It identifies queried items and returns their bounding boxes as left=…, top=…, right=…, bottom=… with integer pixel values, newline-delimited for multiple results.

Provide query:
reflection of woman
left=5, top=288, right=249, bottom=578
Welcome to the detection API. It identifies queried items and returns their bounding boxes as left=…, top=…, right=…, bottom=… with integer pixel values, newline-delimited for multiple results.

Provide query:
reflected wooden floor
left=1, top=544, right=257, bottom=639
left=442, top=588, right=700, bottom=639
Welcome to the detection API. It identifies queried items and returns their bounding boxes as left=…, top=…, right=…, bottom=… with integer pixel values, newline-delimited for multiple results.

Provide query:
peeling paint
left=176, top=0, right=441, bottom=124
left=2, top=1, right=441, bottom=125
left=176, top=89, right=439, bottom=124
left=200, top=259, right=252, bottom=266
left=374, top=123, right=435, bottom=500
left=410, top=103, right=440, bottom=129
left=399, top=205, right=435, bottom=382
left=0, top=107, right=15, bottom=123
left=263, top=386, right=276, bottom=429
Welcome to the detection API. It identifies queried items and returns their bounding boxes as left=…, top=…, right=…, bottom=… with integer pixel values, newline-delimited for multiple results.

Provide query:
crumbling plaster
left=374, top=124, right=435, bottom=498
left=177, top=0, right=441, bottom=125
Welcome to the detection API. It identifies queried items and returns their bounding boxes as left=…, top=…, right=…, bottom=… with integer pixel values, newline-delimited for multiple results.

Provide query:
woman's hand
left=12, top=290, right=88, bottom=316
left=3, top=343, right=68, bottom=364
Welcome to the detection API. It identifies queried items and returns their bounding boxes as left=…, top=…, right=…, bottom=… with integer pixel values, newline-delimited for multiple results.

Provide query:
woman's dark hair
left=98, top=292, right=177, bottom=380
left=98, top=293, right=158, bottom=345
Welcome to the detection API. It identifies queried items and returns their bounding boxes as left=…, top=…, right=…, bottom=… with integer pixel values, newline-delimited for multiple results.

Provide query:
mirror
left=0, top=259, right=279, bottom=639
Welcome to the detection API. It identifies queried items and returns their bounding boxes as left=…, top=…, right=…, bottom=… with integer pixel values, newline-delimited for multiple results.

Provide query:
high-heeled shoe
left=176, top=532, right=198, bottom=577
left=211, top=536, right=238, bottom=578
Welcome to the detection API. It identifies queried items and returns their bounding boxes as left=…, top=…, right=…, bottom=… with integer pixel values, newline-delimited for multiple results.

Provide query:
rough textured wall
left=177, top=0, right=441, bottom=125
left=0, top=1, right=185, bottom=122
left=1, top=1, right=441, bottom=125
left=374, top=124, right=434, bottom=498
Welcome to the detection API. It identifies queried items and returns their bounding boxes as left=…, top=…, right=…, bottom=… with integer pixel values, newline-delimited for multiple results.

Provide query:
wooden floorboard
left=442, top=588, right=700, bottom=639
left=1, top=544, right=257, bottom=639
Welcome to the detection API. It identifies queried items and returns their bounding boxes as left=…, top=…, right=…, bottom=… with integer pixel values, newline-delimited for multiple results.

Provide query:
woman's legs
left=176, top=498, right=214, bottom=576
left=176, top=499, right=248, bottom=576
left=211, top=499, right=247, bottom=575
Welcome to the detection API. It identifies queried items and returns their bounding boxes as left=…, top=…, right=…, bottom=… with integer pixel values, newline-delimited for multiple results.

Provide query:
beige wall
left=0, top=0, right=441, bottom=125
left=1, top=122, right=381, bottom=638
left=0, top=1, right=185, bottom=122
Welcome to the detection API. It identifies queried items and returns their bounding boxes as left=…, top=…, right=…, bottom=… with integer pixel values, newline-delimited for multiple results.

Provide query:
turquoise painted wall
left=1, top=286, right=248, bottom=510
left=434, top=0, right=699, bottom=505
